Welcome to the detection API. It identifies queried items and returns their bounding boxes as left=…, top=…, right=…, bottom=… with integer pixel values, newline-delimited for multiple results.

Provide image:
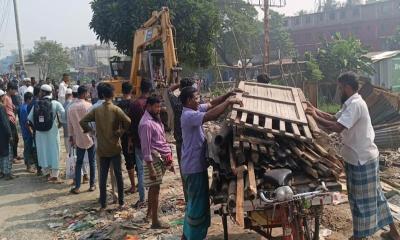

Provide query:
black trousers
left=99, top=154, right=124, bottom=208
left=9, top=121, right=18, bottom=158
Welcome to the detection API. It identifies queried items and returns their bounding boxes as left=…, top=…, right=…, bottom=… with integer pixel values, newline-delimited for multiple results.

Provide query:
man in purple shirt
left=139, top=96, right=174, bottom=229
left=180, top=86, right=242, bottom=240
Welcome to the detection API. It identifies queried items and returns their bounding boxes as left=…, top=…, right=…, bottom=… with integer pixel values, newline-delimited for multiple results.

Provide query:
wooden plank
left=292, top=123, right=301, bottom=137
left=303, top=126, right=313, bottom=140
left=242, top=93, right=296, bottom=105
left=240, top=112, right=247, bottom=124
left=291, top=87, right=308, bottom=123
left=253, top=114, right=259, bottom=126
left=247, top=160, right=257, bottom=201
left=265, top=117, right=273, bottom=130
left=238, top=135, right=274, bottom=146
left=233, top=106, right=307, bottom=125
left=279, top=120, right=286, bottom=133
left=230, top=110, right=238, bottom=122
left=236, top=166, right=246, bottom=227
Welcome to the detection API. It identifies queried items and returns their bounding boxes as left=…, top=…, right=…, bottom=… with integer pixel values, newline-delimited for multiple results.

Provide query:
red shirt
left=129, top=96, right=147, bottom=148
left=4, top=95, right=16, bottom=124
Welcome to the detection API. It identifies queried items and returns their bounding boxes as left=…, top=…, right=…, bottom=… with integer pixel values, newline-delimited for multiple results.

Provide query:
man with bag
left=28, top=84, right=65, bottom=182
left=68, top=86, right=96, bottom=193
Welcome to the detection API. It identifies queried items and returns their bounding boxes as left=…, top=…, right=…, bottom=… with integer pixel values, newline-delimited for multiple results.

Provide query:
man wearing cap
left=19, top=90, right=35, bottom=173
left=0, top=89, right=13, bottom=180
left=58, top=73, right=70, bottom=104
left=28, top=84, right=65, bottom=182
left=19, top=78, right=31, bottom=98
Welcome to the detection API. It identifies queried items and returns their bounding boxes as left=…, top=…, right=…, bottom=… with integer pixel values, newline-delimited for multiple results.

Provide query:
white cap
left=72, top=85, right=79, bottom=93
left=24, top=78, right=31, bottom=82
left=66, top=88, right=73, bottom=95
left=24, top=86, right=34, bottom=95
left=0, top=89, right=5, bottom=96
left=41, top=84, right=52, bottom=92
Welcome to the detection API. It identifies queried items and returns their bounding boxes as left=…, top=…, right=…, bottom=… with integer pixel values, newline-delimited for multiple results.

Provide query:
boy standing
left=19, top=91, right=35, bottom=173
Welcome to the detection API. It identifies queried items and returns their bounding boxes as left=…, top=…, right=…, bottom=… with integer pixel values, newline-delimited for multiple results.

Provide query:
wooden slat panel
left=235, top=82, right=309, bottom=125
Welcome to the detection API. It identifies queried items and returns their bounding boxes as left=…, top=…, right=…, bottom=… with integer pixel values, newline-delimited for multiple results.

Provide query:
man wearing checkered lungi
left=306, top=71, right=400, bottom=240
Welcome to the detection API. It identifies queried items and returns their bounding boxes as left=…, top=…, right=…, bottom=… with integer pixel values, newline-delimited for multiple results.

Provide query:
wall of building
left=285, top=0, right=400, bottom=55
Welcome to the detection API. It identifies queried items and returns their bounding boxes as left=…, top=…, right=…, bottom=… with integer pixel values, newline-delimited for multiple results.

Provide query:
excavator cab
left=139, top=50, right=166, bottom=88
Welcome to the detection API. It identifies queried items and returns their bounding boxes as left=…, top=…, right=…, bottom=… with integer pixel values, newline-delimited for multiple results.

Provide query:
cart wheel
left=222, top=214, right=228, bottom=240
left=303, top=215, right=320, bottom=240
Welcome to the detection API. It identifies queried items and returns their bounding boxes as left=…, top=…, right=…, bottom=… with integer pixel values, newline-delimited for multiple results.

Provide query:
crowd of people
left=0, top=71, right=244, bottom=239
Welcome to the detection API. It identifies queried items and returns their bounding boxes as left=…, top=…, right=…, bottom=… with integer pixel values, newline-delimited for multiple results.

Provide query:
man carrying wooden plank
left=179, top=86, right=242, bottom=240
left=306, top=71, right=400, bottom=240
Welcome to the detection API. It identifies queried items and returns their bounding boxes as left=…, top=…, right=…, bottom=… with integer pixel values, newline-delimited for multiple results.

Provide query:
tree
left=269, top=11, right=296, bottom=60
left=214, top=0, right=261, bottom=66
left=89, top=0, right=220, bottom=67
left=304, top=52, right=323, bottom=82
left=315, top=33, right=374, bottom=81
left=29, top=41, right=70, bottom=81
left=214, top=1, right=295, bottom=66
left=384, top=26, right=400, bottom=50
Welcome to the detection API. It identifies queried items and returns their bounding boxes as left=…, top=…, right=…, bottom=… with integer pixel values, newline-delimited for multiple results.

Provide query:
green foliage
left=269, top=11, right=296, bottom=60
left=384, top=26, right=400, bottom=50
left=319, top=102, right=341, bottom=113
left=89, top=0, right=219, bottom=67
left=215, top=0, right=260, bottom=66
left=29, top=41, right=70, bottom=80
left=215, top=3, right=295, bottom=65
left=315, top=33, right=374, bottom=81
left=304, top=52, right=323, bottom=82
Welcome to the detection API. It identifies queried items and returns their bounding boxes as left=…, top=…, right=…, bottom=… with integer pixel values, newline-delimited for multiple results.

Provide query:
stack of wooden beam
left=227, top=81, right=343, bottom=179
left=207, top=81, right=344, bottom=225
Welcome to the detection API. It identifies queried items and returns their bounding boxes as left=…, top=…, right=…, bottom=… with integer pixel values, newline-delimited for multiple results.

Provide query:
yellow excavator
left=107, top=7, right=180, bottom=97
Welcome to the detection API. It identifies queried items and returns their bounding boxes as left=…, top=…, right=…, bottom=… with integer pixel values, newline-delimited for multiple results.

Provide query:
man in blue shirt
left=180, top=86, right=242, bottom=240
left=19, top=91, right=35, bottom=173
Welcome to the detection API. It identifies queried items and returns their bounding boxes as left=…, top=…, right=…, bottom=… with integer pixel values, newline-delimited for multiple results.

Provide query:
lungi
left=183, top=171, right=211, bottom=240
left=143, top=152, right=166, bottom=188
left=345, top=160, right=394, bottom=238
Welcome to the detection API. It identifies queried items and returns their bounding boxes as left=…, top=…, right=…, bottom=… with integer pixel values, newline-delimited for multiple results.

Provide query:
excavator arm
left=130, top=7, right=179, bottom=95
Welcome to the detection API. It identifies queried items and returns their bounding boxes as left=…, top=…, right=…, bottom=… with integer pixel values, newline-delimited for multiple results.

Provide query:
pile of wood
left=207, top=81, right=344, bottom=226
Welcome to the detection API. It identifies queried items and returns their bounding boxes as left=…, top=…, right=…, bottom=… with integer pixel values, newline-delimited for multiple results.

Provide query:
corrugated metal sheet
left=364, top=51, right=400, bottom=63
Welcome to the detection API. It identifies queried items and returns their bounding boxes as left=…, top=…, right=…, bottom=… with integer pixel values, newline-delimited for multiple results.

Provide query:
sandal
left=70, top=188, right=80, bottom=194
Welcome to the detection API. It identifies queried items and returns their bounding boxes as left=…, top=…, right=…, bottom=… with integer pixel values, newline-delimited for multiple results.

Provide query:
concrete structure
left=69, top=44, right=124, bottom=79
left=285, top=0, right=400, bottom=55
left=364, top=50, right=400, bottom=91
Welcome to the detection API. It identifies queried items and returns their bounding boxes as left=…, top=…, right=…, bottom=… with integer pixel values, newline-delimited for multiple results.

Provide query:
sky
left=0, top=0, right=345, bottom=58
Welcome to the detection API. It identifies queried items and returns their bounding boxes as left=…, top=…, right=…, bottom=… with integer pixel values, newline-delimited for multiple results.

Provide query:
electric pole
left=13, top=0, right=25, bottom=71
left=249, top=0, right=286, bottom=74
left=263, top=0, right=270, bottom=74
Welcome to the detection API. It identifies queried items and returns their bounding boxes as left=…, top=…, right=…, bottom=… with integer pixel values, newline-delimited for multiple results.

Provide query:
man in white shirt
left=18, top=78, right=31, bottom=98
left=58, top=73, right=70, bottom=104
left=306, top=72, right=400, bottom=240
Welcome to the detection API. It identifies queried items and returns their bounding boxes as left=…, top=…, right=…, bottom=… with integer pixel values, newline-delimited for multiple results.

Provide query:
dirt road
left=0, top=139, right=395, bottom=240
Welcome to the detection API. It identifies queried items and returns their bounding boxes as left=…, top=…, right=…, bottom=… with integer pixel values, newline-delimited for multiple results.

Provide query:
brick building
left=284, top=0, right=400, bottom=55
